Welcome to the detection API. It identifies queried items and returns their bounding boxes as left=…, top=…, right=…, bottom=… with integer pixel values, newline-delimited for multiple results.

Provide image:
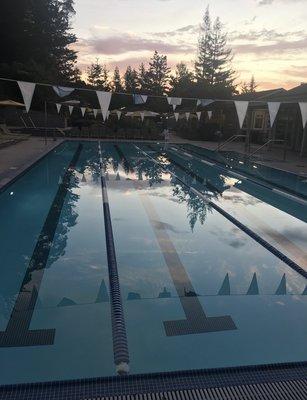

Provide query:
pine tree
left=169, top=62, right=194, bottom=97
left=124, top=66, right=138, bottom=92
left=241, top=76, right=258, bottom=94
left=195, top=7, right=236, bottom=94
left=147, top=51, right=170, bottom=95
left=112, top=66, right=123, bottom=92
left=138, top=63, right=150, bottom=93
left=87, top=59, right=110, bottom=90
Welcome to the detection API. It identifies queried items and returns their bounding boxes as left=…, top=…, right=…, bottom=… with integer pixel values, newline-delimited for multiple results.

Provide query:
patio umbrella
left=0, top=100, right=25, bottom=107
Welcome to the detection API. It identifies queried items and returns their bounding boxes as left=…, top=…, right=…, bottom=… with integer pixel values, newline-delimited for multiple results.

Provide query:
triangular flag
left=246, top=273, right=259, bottom=295
left=167, top=97, right=182, bottom=111
left=53, top=86, right=75, bottom=98
left=185, top=112, right=190, bottom=121
left=197, top=99, right=214, bottom=107
left=275, top=274, right=287, bottom=295
left=268, top=102, right=281, bottom=127
left=56, top=103, right=62, bottom=114
left=218, top=273, right=230, bottom=295
left=81, top=107, right=86, bottom=117
left=234, top=101, right=249, bottom=129
left=106, top=110, right=110, bottom=120
left=140, top=112, right=145, bottom=122
left=302, top=285, right=307, bottom=295
left=93, top=109, right=98, bottom=118
left=196, top=111, right=202, bottom=121
left=133, top=94, right=148, bottom=105
left=299, top=103, right=307, bottom=128
left=17, top=81, right=36, bottom=113
left=116, top=110, right=122, bottom=120
left=68, top=105, right=74, bottom=115
left=207, top=111, right=213, bottom=120
left=174, top=113, right=179, bottom=122
left=96, top=91, right=112, bottom=121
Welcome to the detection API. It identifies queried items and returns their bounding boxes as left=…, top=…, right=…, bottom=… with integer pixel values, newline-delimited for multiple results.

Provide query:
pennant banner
left=299, top=103, right=307, bottom=128
left=167, top=97, right=182, bottom=111
left=96, top=91, right=112, bottom=121
left=133, top=94, right=148, bottom=105
left=185, top=112, right=190, bottom=121
left=93, top=109, right=99, bottom=118
left=68, top=105, right=74, bottom=115
left=81, top=107, right=86, bottom=117
left=17, top=81, right=36, bottom=113
left=197, top=99, right=214, bottom=107
left=53, top=86, right=75, bottom=98
left=56, top=103, right=62, bottom=114
left=140, top=112, right=145, bottom=122
left=116, top=110, right=122, bottom=120
left=207, top=111, right=213, bottom=120
left=106, top=110, right=110, bottom=120
left=196, top=111, right=202, bottom=121
left=234, top=101, right=249, bottom=129
left=174, top=112, right=179, bottom=122
left=268, top=102, right=281, bottom=127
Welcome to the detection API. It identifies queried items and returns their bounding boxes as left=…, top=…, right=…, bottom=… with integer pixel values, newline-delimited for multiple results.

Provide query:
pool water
left=0, top=140, right=306, bottom=386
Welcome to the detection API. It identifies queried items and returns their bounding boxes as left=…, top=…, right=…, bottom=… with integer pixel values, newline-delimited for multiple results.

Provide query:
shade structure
left=0, top=100, right=25, bottom=107
left=126, top=111, right=159, bottom=118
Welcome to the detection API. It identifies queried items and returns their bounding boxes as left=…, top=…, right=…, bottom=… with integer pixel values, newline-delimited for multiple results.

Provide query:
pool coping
left=0, top=361, right=307, bottom=399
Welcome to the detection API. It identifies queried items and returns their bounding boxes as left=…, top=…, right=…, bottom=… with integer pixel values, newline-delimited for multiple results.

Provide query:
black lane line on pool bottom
left=0, top=143, right=83, bottom=347
left=140, top=145, right=307, bottom=281
left=98, top=143, right=130, bottom=375
left=113, top=144, right=236, bottom=336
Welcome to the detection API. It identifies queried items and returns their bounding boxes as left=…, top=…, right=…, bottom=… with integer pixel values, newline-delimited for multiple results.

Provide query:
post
left=245, top=108, right=252, bottom=155
left=44, top=101, right=48, bottom=146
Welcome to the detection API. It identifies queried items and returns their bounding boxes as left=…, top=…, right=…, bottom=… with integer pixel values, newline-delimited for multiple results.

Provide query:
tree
left=138, top=63, right=150, bottom=93
left=240, top=75, right=258, bottom=94
left=147, top=51, right=170, bottom=95
left=169, top=62, right=195, bottom=97
left=112, top=66, right=123, bottom=92
left=87, top=59, right=110, bottom=90
left=0, top=0, right=79, bottom=83
left=123, top=66, right=138, bottom=92
left=195, top=7, right=236, bottom=95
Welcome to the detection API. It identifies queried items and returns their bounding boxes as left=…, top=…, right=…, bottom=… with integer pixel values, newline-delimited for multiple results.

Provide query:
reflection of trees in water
left=172, top=184, right=213, bottom=231
left=135, top=158, right=164, bottom=186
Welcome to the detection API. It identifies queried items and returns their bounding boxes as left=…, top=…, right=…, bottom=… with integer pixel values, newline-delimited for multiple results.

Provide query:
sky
left=72, top=0, right=307, bottom=90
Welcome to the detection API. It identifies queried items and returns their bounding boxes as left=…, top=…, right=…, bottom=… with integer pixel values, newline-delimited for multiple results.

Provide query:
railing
left=248, top=139, right=285, bottom=159
left=215, top=134, right=246, bottom=152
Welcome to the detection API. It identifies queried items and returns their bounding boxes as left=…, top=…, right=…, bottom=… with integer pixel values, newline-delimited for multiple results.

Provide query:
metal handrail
left=248, top=139, right=285, bottom=159
left=215, top=134, right=246, bottom=152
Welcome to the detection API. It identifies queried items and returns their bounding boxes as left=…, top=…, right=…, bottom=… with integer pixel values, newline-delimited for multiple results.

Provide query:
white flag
left=167, top=97, right=182, bottom=111
left=93, top=109, right=99, bottom=118
left=96, top=91, right=112, bottom=121
left=69, top=105, right=74, bottom=115
left=299, top=103, right=307, bottom=127
left=174, top=113, right=179, bottom=122
left=197, top=99, right=214, bottom=107
left=116, top=110, right=122, bottom=120
left=53, top=86, right=75, bottom=98
left=106, top=110, right=110, bottom=120
left=196, top=111, right=202, bottom=121
left=133, top=94, right=148, bottom=104
left=56, top=103, right=62, bottom=114
left=268, top=102, right=281, bottom=127
left=140, top=112, right=145, bottom=122
left=207, top=111, right=213, bottom=120
left=81, top=107, right=86, bottom=117
left=234, top=101, right=249, bottom=129
left=185, top=112, right=190, bottom=121
left=17, top=81, right=36, bottom=113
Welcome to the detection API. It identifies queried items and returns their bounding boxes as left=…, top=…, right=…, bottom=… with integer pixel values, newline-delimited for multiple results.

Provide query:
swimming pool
left=0, top=140, right=307, bottom=388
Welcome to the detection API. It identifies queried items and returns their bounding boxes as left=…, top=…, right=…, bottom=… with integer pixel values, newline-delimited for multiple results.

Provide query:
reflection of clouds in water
left=209, top=226, right=248, bottom=249
left=222, top=192, right=262, bottom=206
left=280, top=228, right=307, bottom=245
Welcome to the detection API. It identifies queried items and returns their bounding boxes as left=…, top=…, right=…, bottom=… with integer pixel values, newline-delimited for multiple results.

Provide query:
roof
left=235, top=83, right=307, bottom=103
left=234, top=88, right=286, bottom=101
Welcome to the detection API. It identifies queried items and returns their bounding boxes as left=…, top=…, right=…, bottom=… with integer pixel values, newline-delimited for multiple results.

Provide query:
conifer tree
left=124, top=66, right=138, bottom=92
left=147, top=51, right=170, bottom=95
left=87, top=59, right=110, bottom=90
left=112, top=66, right=123, bottom=92
left=169, top=62, right=195, bottom=97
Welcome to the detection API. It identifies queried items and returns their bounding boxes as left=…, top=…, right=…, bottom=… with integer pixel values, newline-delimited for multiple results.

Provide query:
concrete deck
left=0, top=137, right=64, bottom=190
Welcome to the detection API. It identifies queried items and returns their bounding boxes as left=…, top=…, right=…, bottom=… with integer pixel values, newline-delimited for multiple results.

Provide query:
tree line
left=0, top=2, right=256, bottom=97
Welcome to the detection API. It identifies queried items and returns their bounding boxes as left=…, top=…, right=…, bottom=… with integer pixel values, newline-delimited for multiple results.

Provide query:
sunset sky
left=72, top=0, right=307, bottom=90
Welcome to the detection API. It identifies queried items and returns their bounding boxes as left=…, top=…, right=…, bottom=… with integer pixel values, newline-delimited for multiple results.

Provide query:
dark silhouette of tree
left=124, top=66, right=138, bottom=92
left=112, top=66, right=124, bottom=93
left=240, top=75, right=258, bottom=94
left=147, top=51, right=170, bottom=95
left=195, top=6, right=236, bottom=97
left=138, top=63, right=150, bottom=93
left=87, top=59, right=110, bottom=90
left=0, top=0, right=80, bottom=83
left=169, top=62, right=195, bottom=97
